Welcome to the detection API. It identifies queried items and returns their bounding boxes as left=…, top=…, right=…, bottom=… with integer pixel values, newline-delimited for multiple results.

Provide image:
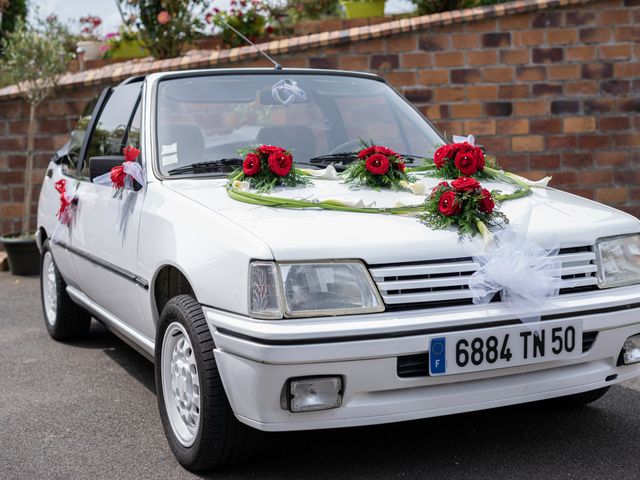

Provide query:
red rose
left=258, top=144, right=284, bottom=155
left=396, top=161, right=406, bottom=172
left=451, top=176, right=481, bottom=192
left=454, top=148, right=478, bottom=176
left=110, top=165, right=126, bottom=189
left=123, top=145, right=140, bottom=162
left=365, top=153, right=390, bottom=175
left=374, top=146, right=399, bottom=157
left=438, top=190, right=461, bottom=216
left=358, top=146, right=376, bottom=159
left=268, top=150, right=292, bottom=176
left=472, top=146, right=485, bottom=171
left=478, top=188, right=495, bottom=213
left=433, top=145, right=451, bottom=168
left=431, top=181, right=450, bottom=198
left=243, top=153, right=261, bottom=176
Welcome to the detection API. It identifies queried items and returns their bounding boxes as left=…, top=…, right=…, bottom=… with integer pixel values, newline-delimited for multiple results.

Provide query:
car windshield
left=155, top=72, right=444, bottom=176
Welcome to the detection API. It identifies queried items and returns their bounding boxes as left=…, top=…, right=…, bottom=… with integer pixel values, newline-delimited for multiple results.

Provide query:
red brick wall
left=0, top=0, right=638, bottom=236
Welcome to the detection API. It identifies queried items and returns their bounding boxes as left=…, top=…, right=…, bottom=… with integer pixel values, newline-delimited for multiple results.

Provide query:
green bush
left=287, top=0, right=340, bottom=22
left=410, top=0, right=510, bottom=15
left=0, top=0, right=28, bottom=56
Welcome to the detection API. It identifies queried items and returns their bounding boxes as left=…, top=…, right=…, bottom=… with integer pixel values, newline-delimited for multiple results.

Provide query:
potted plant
left=340, top=0, right=386, bottom=19
left=0, top=19, right=69, bottom=275
left=76, top=14, right=104, bottom=60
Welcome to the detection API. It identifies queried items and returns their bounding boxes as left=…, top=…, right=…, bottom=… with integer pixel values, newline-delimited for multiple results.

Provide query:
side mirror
left=89, top=156, right=142, bottom=191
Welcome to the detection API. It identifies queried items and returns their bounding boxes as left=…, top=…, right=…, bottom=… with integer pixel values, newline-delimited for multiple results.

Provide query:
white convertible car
left=37, top=68, right=640, bottom=471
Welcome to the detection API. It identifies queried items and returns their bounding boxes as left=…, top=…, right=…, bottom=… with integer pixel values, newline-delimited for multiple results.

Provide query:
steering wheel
left=328, top=139, right=362, bottom=154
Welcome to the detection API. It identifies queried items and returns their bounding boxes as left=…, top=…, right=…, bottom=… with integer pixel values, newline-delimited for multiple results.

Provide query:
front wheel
left=155, top=295, right=255, bottom=471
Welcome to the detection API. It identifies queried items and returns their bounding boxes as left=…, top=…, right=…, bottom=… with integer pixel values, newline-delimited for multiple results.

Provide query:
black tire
left=40, top=240, right=91, bottom=341
left=155, top=295, right=256, bottom=471
left=550, top=387, right=610, bottom=408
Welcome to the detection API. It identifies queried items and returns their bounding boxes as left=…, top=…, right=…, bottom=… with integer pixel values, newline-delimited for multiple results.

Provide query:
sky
left=31, top=0, right=414, bottom=34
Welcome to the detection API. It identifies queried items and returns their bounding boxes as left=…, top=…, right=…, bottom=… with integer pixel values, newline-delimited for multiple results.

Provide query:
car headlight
left=248, top=260, right=384, bottom=319
left=596, top=234, right=640, bottom=288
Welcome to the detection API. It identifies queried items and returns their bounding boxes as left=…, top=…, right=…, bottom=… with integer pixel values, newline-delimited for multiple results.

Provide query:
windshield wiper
left=167, top=158, right=243, bottom=176
left=308, top=152, right=426, bottom=170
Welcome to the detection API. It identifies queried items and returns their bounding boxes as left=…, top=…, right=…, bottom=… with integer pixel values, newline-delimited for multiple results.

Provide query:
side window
left=126, top=99, right=142, bottom=150
left=62, top=94, right=99, bottom=175
left=82, top=83, right=141, bottom=178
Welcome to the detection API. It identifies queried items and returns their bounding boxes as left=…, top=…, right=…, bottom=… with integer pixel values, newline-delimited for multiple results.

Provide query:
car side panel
left=137, top=182, right=274, bottom=334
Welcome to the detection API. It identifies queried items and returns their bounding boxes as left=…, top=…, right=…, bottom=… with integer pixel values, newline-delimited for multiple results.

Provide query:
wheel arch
left=151, top=263, right=197, bottom=326
left=36, top=226, right=49, bottom=253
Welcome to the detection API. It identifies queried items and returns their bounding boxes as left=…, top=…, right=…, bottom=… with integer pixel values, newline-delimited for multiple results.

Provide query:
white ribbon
left=400, top=180, right=427, bottom=196
left=452, top=134, right=475, bottom=145
left=92, top=161, right=145, bottom=192
left=298, top=165, right=338, bottom=180
left=467, top=210, right=563, bottom=323
left=92, top=161, right=146, bottom=232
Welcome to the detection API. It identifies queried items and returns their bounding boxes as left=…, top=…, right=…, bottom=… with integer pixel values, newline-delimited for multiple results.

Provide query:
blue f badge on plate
left=430, top=337, right=446, bottom=375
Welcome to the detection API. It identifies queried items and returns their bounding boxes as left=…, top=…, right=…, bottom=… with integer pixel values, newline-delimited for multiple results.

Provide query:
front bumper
left=205, top=285, right=640, bottom=432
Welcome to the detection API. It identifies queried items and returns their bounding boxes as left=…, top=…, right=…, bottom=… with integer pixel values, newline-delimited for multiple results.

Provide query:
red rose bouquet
left=233, top=144, right=310, bottom=192
left=420, top=176, right=506, bottom=236
left=432, top=142, right=488, bottom=179
left=342, top=142, right=412, bottom=190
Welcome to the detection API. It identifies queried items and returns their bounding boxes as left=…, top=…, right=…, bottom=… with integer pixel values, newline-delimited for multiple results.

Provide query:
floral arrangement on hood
left=433, top=141, right=487, bottom=179
left=342, top=142, right=413, bottom=190
left=232, top=145, right=310, bottom=193
left=419, top=177, right=507, bottom=236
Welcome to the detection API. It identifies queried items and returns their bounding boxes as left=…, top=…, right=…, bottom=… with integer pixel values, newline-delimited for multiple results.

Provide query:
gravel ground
left=1, top=271, right=639, bottom=479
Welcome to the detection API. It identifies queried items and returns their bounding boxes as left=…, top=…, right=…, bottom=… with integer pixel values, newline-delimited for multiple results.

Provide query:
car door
left=45, top=93, right=103, bottom=287
left=70, top=81, right=150, bottom=337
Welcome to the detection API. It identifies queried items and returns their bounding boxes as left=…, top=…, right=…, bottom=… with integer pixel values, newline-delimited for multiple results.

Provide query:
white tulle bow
left=468, top=228, right=563, bottom=323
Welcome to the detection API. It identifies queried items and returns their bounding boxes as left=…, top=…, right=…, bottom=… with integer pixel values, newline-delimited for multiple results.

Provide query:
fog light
left=289, top=377, right=342, bottom=412
left=623, top=335, right=640, bottom=365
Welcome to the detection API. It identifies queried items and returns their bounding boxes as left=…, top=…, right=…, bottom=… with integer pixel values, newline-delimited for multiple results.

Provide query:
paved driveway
left=1, top=271, right=640, bottom=479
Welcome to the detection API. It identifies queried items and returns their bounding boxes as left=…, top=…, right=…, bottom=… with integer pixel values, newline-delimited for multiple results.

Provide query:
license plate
left=428, top=319, right=583, bottom=376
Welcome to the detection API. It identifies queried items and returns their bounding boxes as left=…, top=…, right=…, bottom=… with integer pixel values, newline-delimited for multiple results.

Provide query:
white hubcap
left=161, top=323, right=201, bottom=447
left=42, top=252, right=57, bottom=326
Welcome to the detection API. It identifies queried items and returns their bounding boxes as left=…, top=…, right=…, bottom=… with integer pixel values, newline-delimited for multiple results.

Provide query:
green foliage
left=342, top=141, right=414, bottom=190
left=43, top=14, right=79, bottom=56
left=210, top=1, right=268, bottom=48
left=287, top=0, right=340, bottom=22
left=419, top=182, right=507, bottom=237
left=118, top=0, right=208, bottom=59
left=0, top=0, right=28, bottom=56
left=232, top=145, right=311, bottom=193
left=1, top=19, right=70, bottom=104
left=410, top=0, right=510, bottom=15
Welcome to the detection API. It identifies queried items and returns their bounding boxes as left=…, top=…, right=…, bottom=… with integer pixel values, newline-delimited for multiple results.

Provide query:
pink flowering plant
left=79, top=14, right=102, bottom=40
left=117, top=0, right=208, bottom=59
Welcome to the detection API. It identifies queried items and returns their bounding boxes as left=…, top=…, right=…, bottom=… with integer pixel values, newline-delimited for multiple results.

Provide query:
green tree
left=0, top=0, right=28, bottom=56
left=1, top=20, right=70, bottom=237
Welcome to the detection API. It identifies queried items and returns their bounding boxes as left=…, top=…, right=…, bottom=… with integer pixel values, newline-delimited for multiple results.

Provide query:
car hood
left=162, top=176, right=640, bottom=263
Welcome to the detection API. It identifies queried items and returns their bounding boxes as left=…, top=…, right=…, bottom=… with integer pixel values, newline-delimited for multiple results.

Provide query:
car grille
left=397, top=331, right=599, bottom=378
left=370, top=246, right=599, bottom=311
